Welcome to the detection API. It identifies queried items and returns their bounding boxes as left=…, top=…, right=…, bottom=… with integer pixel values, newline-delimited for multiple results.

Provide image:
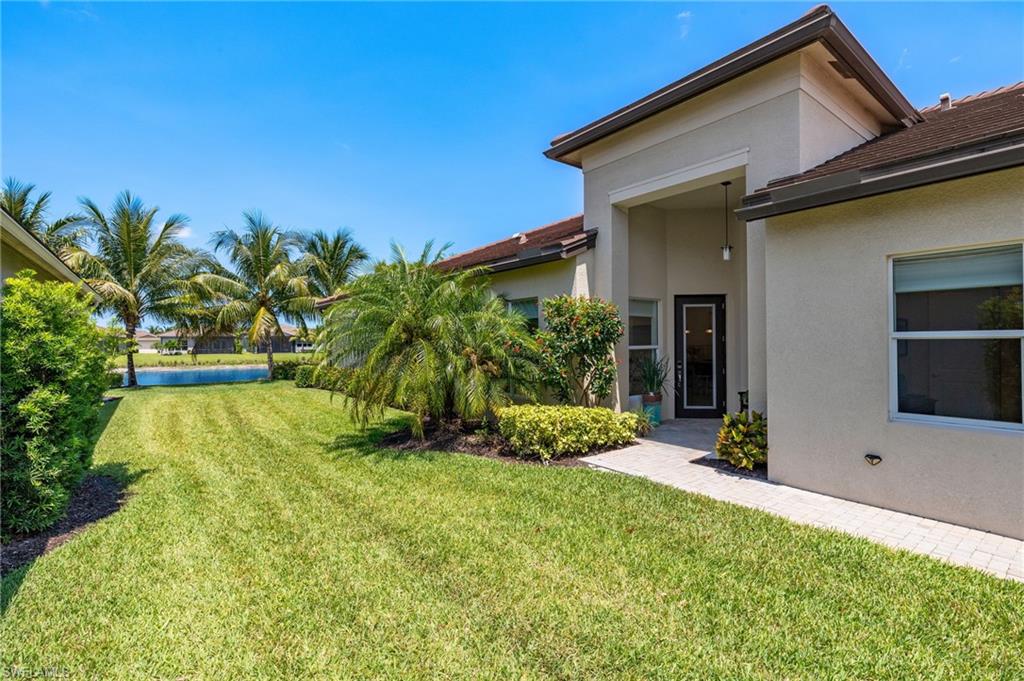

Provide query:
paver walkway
left=582, top=419, right=1023, bottom=582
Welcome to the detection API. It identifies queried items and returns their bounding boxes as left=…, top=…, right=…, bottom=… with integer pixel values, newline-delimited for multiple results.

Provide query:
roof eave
left=736, top=136, right=1024, bottom=221
left=544, top=6, right=920, bottom=165
left=453, top=229, right=598, bottom=274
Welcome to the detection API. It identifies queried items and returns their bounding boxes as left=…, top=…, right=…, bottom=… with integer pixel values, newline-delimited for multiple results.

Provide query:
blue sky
left=4, top=2, right=1022, bottom=264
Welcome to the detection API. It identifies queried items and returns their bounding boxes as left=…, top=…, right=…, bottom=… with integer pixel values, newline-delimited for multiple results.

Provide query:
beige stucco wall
left=486, top=251, right=593, bottom=328
left=765, top=167, right=1024, bottom=538
left=576, top=50, right=885, bottom=411
left=1, top=239, right=62, bottom=283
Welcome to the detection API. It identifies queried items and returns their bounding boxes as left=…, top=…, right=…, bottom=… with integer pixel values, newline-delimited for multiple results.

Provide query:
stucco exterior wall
left=1, top=240, right=60, bottom=283
left=486, top=252, right=593, bottom=328
left=764, top=168, right=1024, bottom=538
left=575, top=51, right=886, bottom=412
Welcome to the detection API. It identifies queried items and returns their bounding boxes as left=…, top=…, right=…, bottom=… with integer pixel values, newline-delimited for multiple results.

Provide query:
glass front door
left=675, top=295, right=726, bottom=417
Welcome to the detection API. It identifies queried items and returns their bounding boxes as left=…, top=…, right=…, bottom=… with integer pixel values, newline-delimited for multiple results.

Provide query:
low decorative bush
left=1, top=271, right=110, bottom=538
left=295, top=364, right=353, bottom=391
left=715, top=411, right=768, bottom=470
left=270, top=359, right=312, bottom=380
left=498, top=405, right=643, bottom=461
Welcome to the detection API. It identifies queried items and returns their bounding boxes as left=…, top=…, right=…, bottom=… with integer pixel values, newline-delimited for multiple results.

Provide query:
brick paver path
left=582, top=420, right=1023, bottom=582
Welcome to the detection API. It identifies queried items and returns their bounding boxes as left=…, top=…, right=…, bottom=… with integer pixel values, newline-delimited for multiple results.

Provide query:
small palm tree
left=202, top=211, right=316, bottom=374
left=305, top=228, right=369, bottom=300
left=319, top=242, right=537, bottom=437
left=66, top=191, right=207, bottom=387
left=1, top=177, right=87, bottom=256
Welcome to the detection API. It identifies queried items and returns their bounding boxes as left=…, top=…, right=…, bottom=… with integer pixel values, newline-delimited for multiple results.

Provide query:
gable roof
left=436, top=215, right=595, bottom=273
left=738, top=83, right=1024, bottom=220
left=545, top=5, right=920, bottom=166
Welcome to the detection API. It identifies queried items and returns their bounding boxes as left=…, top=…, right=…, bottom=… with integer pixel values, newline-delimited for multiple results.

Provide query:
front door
left=675, top=295, right=726, bottom=418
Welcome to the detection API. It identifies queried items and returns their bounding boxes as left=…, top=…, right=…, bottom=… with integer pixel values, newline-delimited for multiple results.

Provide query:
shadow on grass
left=323, top=415, right=441, bottom=463
left=1, top=400, right=149, bottom=615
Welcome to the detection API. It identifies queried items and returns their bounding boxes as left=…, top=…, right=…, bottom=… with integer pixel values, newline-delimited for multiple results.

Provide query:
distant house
left=135, top=330, right=160, bottom=353
left=156, top=323, right=305, bottom=354
left=1, top=208, right=96, bottom=299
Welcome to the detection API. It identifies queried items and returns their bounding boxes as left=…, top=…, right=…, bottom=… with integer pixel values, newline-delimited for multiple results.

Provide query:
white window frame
left=628, top=298, right=661, bottom=397
left=887, top=241, right=1024, bottom=433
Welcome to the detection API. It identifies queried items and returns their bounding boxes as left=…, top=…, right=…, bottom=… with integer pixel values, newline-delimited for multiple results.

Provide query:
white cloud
left=177, top=226, right=193, bottom=239
left=949, top=55, right=962, bottom=64
left=897, top=47, right=911, bottom=71
left=677, top=10, right=693, bottom=39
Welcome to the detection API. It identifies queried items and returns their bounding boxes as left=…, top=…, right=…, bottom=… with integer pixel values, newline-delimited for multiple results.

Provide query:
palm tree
left=304, top=228, right=369, bottom=300
left=65, top=191, right=207, bottom=387
left=318, top=242, right=538, bottom=437
left=1, top=177, right=87, bottom=256
left=202, top=211, right=316, bottom=374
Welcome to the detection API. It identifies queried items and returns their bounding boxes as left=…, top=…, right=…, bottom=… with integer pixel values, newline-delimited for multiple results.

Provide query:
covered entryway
left=675, top=295, right=726, bottom=417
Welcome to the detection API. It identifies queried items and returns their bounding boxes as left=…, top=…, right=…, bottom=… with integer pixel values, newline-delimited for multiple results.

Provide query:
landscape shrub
left=498, top=405, right=643, bottom=461
left=535, top=295, right=623, bottom=407
left=295, top=364, right=353, bottom=391
left=715, top=411, right=768, bottom=470
left=1, top=271, right=110, bottom=538
left=108, top=371, right=125, bottom=389
left=270, top=359, right=312, bottom=380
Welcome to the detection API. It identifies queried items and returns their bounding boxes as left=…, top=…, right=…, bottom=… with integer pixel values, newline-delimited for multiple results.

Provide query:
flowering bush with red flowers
left=535, top=295, right=623, bottom=407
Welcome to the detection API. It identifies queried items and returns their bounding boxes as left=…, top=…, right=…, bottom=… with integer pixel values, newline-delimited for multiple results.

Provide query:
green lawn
left=2, top=382, right=1021, bottom=679
left=112, top=352, right=305, bottom=368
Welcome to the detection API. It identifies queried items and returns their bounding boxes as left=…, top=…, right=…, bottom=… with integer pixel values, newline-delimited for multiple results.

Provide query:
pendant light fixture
left=720, top=180, right=733, bottom=261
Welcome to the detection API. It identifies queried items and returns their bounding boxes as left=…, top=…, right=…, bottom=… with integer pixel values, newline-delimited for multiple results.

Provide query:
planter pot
left=641, top=394, right=662, bottom=427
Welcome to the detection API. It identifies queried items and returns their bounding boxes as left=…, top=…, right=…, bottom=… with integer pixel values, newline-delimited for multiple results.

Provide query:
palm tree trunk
left=125, top=321, right=138, bottom=387
left=266, top=342, right=274, bottom=377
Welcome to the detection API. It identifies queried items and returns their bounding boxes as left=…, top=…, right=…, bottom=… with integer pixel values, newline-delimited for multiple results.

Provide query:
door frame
left=674, top=295, right=727, bottom=418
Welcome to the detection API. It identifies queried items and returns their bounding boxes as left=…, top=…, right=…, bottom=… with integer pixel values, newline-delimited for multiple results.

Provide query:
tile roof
left=763, top=82, right=1024, bottom=190
left=436, top=214, right=589, bottom=271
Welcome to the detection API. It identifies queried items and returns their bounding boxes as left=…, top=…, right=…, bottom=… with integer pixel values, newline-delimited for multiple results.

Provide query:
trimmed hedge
left=295, top=364, right=352, bottom=392
left=715, top=411, right=768, bottom=470
left=270, top=359, right=312, bottom=380
left=498, top=405, right=643, bottom=461
left=1, top=271, right=110, bottom=538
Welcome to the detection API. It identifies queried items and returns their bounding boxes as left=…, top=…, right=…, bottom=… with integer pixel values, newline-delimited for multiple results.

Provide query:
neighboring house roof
left=160, top=324, right=301, bottom=339
left=545, top=5, right=921, bottom=166
left=436, top=214, right=595, bottom=273
left=738, top=83, right=1024, bottom=220
left=1, top=208, right=98, bottom=298
left=136, top=331, right=160, bottom=340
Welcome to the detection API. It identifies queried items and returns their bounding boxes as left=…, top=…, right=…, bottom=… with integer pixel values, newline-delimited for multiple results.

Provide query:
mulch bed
left=689, top=454, right=768, bottom=480
left=379, top=427, right=589, bottom=468
left=1, top=475, right=129, bottom=576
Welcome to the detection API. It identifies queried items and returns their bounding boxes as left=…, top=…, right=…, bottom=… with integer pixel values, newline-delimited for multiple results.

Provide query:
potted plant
left=637, top=355, right=669, bottom=426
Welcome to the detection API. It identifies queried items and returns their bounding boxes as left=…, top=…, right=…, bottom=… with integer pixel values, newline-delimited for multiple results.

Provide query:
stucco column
left=591, top=202, right=630, bottom=411
left=745, top=216, right=767, bottom=413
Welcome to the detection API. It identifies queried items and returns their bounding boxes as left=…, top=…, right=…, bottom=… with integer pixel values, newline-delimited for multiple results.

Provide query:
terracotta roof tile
left=437, top=214, right=586, bottom=270
left=763, top=82, right=1024, bottom=190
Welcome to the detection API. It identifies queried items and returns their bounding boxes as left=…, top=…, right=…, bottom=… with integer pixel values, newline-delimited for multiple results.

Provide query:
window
left=628, top=299, right=659, bottom=395
left=507, top=297, right=540, bottom=332
left=891, top=244, right=1023, bottom=429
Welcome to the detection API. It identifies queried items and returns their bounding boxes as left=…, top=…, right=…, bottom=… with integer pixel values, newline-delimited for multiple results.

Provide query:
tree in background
left=1, top=271, right=110, bottom=538
left=0, top=177, right=87, bottom=257
left=535, top=295, right=623, bottom=407
left=201, top=211, right=316, bottom=375
left=66, top=191, right=208, bottom=387
left=305, top=228, right=369, bottom=300
left=318, top=242, right=538, bottom=437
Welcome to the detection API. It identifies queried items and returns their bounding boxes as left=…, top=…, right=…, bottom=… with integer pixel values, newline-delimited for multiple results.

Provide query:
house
left=135, top=330, right=161, bottom=353
left=438, top=6, right=1023, bottom=538
left=1, top=207, right=96, bottom=299
left=156, top=323, right=304, bottom=354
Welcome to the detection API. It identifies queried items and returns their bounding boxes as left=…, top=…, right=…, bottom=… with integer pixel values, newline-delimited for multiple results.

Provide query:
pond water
left=127, top=366, right=269, bottom=387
